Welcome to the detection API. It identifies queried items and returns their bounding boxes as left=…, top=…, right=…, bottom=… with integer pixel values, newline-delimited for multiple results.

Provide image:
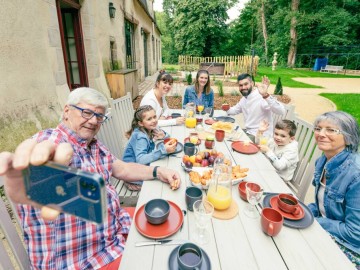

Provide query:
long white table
left=120, top=110, right=354, bottom=270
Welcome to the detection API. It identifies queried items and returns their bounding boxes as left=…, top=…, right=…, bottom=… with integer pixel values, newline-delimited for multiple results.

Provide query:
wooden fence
left=178, top=55, right=260, bottom=78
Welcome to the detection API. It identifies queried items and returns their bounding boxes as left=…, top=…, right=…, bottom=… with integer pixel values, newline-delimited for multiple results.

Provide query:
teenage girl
left=122, top=105, right=177, bottom=190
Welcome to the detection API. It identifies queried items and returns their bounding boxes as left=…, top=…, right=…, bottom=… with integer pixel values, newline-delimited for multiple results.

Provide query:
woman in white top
left=140, top=71, right=185, bottom=127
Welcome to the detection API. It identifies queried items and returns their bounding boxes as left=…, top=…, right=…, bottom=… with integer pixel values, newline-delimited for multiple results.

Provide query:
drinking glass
left=192, top=200, right=214, bottom=245
left=197, top=102, right=204, bottom=115
left=244, top=182, right=263, bottom=218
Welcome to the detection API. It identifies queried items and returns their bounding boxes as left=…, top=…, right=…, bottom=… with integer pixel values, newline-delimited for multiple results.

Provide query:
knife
left=135, top=239, right=185, bottom=247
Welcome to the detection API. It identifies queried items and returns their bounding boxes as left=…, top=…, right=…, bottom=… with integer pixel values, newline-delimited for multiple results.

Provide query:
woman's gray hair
left=314, top=111, right=359, bottom=153
left=66, top=87, right=109, bottom=111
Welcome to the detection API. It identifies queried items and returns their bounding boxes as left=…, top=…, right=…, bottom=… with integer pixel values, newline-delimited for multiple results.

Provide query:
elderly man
left=224, top=73, right=285, bottom=142
left=0, top=87, right=181, bottom=269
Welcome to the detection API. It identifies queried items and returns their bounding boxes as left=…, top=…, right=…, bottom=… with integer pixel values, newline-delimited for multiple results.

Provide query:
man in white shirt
left=225, top=73, right=285, bottom=142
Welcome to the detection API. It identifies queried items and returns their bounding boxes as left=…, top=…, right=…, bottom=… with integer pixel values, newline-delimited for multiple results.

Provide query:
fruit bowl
left=181, top=149, right=220, bottom=171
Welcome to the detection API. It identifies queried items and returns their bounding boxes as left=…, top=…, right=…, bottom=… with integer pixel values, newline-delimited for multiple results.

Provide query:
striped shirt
left=17, top=123, right=131, bottom=269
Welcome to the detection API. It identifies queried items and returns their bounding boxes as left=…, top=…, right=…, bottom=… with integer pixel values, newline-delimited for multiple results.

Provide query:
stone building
left=0, top=0, right=161, bottom=151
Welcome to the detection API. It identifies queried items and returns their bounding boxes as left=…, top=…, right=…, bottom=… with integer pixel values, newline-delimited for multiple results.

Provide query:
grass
left=255, top=67, right=360, bottom=88
left=319, top=93, right=360, bottom=125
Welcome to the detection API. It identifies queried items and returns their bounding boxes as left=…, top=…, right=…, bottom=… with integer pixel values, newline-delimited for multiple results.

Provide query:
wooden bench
left=320, top=65, right=344, bottom=74
left=0, top=177, right=30, bottom=269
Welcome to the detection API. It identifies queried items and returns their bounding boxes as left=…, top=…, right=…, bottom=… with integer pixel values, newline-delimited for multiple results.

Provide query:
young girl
left=122, top=105, right=177, bottom=191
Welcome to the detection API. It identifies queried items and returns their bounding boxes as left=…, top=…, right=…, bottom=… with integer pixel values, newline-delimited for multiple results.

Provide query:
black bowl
left=144, top=199, right=170, bottom=225
left=171, top=113, right=181, bottom=118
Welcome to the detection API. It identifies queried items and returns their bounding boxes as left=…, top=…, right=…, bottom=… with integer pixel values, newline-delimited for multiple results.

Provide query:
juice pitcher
left=207, top=156, right=232, bottom=210
left=185, top=103, right=196, bottom=128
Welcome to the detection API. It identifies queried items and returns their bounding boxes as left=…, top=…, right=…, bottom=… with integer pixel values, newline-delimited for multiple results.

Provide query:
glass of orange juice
left=185, top=117, right=197, bottom=128
left=259, top=136, right=269, bottom=146
left=190, top=134, right=199, bottom=144
left=197, top=104, right=204, bottom=114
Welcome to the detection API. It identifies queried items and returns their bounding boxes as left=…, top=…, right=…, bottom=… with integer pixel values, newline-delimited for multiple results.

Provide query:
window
left=56, top=0, right=88, bottom=90
left=125, top=20, right=136, bottom=69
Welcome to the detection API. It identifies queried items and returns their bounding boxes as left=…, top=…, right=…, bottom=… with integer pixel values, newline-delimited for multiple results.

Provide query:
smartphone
left=22, top=161, right=107, bottom=224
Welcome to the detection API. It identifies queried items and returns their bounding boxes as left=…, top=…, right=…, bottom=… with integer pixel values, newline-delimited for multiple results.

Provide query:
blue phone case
left=22, top=162, right=107, bottom=224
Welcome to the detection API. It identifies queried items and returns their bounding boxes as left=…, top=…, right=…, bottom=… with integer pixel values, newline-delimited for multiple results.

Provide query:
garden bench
left=320, top=65, right=344, bottom=74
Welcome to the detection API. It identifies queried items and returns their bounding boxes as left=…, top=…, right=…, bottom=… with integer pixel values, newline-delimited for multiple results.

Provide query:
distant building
left=0, top=0, right=161, bottom=136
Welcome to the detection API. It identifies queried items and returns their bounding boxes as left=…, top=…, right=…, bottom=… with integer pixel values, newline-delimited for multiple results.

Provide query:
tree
left=287, top=0, right=299, bottom=67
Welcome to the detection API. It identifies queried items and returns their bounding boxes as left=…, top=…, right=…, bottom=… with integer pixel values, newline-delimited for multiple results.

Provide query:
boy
left=257, top=119, right=299, bottom=182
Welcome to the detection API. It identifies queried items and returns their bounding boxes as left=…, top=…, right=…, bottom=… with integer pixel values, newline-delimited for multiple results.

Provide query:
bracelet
left=262, top=93, right=270, bottom=99
left=152, top=166, right=159, bottom=179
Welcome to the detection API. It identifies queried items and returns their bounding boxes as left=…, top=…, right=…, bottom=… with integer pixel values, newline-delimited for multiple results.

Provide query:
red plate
left=134, top=201, right=183, bottom=239
left=270, top=197, right=305, bottom=220
left=231, top=141, right=259, bottom=154
left=205, top=119, right=217, bottom=125
left=184, top=137, right=201, bottom=145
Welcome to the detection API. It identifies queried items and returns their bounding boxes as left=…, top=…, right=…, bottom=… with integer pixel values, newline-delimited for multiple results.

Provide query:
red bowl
left=221, top=104, right=230, bottom=111
left=196, top=118, right=203, bottom=123
left=238, top=181, right=248, bottom=201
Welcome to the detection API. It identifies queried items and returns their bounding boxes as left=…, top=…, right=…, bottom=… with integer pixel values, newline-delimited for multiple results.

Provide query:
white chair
left=111, top=92, right=134, bottom=150
left=272, top=103, right=295, bottom=127
left=287, top=117, right=323, bottom=201
left=0, top=177, right=30, bottom=270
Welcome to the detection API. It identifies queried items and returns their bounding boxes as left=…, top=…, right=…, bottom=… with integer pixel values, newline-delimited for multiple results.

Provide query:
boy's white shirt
left=265, top=138, right=299, bottom=182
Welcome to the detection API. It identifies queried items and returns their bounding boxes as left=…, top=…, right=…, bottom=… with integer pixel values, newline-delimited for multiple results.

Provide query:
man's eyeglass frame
left=70, top=105, right=108, bottom=123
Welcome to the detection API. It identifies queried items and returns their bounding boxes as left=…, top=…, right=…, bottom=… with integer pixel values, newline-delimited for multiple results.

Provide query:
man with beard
left=224, top=73, right=285, bottom=142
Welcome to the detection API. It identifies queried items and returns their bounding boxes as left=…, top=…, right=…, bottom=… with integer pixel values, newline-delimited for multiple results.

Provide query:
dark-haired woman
left=140, top=71, right=185, bottom=126
left=182, top=70, right=214, bottom=109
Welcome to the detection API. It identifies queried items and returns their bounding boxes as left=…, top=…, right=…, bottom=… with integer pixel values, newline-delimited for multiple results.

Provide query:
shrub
left=186, top=73, right=192, bottom=85
left=231, top=89, right=240, bottom=96
left=274, top=77, right=283, bottom=95
left=215, top=80, right=224, bottom=97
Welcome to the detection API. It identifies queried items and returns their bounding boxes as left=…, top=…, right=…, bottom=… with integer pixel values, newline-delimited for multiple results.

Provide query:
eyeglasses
left=313, top=127, right=342, bottom=135
left=70, top=105, right=108, bottom=123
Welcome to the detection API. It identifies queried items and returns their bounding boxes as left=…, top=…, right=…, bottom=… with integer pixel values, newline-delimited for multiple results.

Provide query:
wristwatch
left=153, top=166, right=159, bottom=179
left=262, top=93, right=270, bottom=99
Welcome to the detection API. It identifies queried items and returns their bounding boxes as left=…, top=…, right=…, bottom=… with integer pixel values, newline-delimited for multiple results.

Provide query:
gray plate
left=168, top=245, right=212, bottom=270
left=212, top=116, right=235, bottom=123
left=263, top=193, right=314, bottom=229
left=156, top=142, right=184, bottom=155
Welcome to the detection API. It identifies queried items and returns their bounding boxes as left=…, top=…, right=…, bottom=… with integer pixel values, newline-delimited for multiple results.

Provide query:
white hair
left=66, top=87, right=109, bottom=111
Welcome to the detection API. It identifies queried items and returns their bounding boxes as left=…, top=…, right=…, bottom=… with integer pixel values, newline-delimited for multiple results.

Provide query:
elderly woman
left=140, top=71, right=185, bottom=127
left=308, top=111, right=360, bottom=268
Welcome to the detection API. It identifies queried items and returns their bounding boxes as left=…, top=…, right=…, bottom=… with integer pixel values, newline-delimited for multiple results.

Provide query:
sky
left=153, top=0, right=249, bottom=22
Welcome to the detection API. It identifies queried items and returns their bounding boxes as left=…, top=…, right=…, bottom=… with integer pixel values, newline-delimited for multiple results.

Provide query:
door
left=56, top=0, right=88, bottom=90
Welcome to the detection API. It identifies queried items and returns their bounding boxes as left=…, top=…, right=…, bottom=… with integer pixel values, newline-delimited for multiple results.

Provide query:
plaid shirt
left=17, top=123, right=131, bottom=269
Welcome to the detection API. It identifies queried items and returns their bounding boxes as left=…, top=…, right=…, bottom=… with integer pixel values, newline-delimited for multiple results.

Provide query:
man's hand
left=258, top=75, right=270, bottom=96
left=156, top=167, right=181, bottom=190
left=0, top=139, right=73, bottom=220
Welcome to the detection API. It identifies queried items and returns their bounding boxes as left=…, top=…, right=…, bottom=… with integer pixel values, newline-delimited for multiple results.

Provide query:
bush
left=215, top=80, right=224, bottom=97
left=186, top=73, right=192, bottom=85
left=274, top=77, right=283, bottom=95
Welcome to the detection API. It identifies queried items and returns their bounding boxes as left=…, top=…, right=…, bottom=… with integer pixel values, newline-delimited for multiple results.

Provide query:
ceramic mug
left=184, top=142, right=198, bottom=156
left=261, top=208, right=283, bottom=236
left=277, top=193, right=301, bottom=215
left=215, top=130, right=225, bottom=142
left=185, top=186, right=203, bottom=211
left=177, top=242, right=203, bottom=270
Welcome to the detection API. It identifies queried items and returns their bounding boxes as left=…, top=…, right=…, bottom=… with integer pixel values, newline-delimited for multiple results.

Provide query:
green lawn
left=255, top=67, right=360, bottom=88
left=319, top=93, right=360, bottom=125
